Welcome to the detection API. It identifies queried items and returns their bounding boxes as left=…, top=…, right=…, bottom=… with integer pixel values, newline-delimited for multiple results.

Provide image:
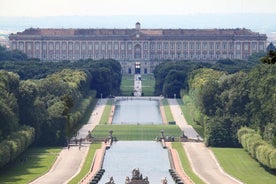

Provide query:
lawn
left=172, top=142, right=205, bottom=184
left=162, top=99, right=174, bottom=122
left=92, top=124, right=182, bottom=140
left=0, top=147, right=61, bottom=184
left=120, top=74, right=134, bottom=96
left=120, top=74, right=155, bottom=96
left=141, top=74, right=155, bottom=96
left=212, top=147, right=276, bottom=184
left=99, top=98, right=114, bottom=124
left=68, top=143, right=101, bottom=184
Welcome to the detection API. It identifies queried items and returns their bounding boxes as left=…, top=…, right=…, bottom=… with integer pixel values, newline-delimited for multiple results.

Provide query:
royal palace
left=9, top=22, right=267, bottom=74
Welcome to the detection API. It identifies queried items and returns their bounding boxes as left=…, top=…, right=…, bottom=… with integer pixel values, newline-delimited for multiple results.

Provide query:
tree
left=261, top=50, right=276, bottom=64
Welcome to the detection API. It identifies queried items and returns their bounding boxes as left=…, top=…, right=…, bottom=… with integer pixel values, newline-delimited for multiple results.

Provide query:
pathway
left=29, top=99, right=107, bottom=184
left=167, top=98, right=242, bottom=184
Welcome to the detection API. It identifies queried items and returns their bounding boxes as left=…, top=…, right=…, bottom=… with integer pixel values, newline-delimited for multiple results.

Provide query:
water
left=99, top=141, right=174, bottom=184
left=112, top=99, right=163, bottom=124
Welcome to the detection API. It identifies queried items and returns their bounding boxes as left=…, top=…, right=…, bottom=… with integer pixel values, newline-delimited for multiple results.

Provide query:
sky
left=1, top=0, right=276, bottom=17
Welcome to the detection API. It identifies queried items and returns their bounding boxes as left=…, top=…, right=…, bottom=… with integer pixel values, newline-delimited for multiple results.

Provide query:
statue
left=126, top=168, right=149, bottom=184
left=105, top=176, right=115, bottom=184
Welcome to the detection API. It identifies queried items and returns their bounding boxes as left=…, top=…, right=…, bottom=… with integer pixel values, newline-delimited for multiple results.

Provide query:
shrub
left=238, top=127, right=276, bottom=170
left=0, top=126, right=35, bottom=169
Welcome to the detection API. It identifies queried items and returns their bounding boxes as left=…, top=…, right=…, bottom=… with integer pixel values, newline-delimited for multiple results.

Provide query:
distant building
left=9, top=22, right=267, bottom=74
left=266, top=42, right=276, bottom=52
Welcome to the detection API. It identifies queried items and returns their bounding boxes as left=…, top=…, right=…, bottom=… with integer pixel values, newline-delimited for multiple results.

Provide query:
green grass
left=178, top=95, right=204, bottom=138
left=120, top=74, right=156, bottom=96
left=92, top=125, right=182, bottom=140
left=99, top=99, right=113, bottom=124
left=141, top=74, right=155, bottom=96
left=162, top=99, right=174, bottom=122
left=68, top=143, right=101, bottom=184
left=212, top=147, right=276, bottom=184
left=120, top=74, right=134, bottom=96
left=172, top=142, right=205, bottom=184
left=0, top=147, right=61, bottom=184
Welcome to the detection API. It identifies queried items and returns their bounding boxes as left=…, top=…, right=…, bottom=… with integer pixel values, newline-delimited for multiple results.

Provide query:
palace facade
left=9, top=22, right=267, bottom=74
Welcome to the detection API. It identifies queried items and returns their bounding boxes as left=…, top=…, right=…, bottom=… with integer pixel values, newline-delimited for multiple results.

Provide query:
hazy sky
left=1, top=0, right=276, bottom=17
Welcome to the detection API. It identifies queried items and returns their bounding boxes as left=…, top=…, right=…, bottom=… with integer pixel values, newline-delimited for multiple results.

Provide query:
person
left=79, top=138, right=82, bottom=150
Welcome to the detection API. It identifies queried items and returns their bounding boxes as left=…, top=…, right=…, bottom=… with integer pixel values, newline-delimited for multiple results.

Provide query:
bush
left=0, top=126, right=35, bottom=169
left=238, top=127, right=276, bottom=170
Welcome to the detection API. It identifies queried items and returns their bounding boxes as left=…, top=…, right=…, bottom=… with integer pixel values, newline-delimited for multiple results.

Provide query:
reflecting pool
left=112, top=99, right=163, bottom=124
left=99, top=141, right=174, bottom=184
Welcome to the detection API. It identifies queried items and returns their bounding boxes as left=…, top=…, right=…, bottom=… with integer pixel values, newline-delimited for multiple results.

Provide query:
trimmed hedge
left=0, top=126, right=35, bottom=168
left=237, top=127, right=276, bottom=169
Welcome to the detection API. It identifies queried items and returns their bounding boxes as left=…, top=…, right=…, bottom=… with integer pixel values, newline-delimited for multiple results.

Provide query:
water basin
left=112, top=98, right=163, bottom=124
left=99, top=141, right=174, bottom=184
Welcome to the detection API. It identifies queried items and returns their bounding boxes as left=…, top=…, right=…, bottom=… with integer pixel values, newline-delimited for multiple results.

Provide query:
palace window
left=69, top=42, right=73, bottom=50
left=216, top=42, right=220, bottom=50
left=229, top=43, right=233, bottom=50
left=150, top=43, right=155, bottom=50
left=189, top=43, right=194, bottom=50
left=62, top=42, right=66, bottom=50
left=95, top=43, right=99, bottom=50
left=164, top=42, right=168, bottom=50
left=42, top=42, right=47, bottom=50
left=49, top=43, right=54, bottom=50
left=209, top=42, right=214, bottom=50
left=128, top=42, right=132, bottom=50
left=82, top=43, right=86, bottom=50
left=222, top=42, right=227, bottom=50
left=75, top=42, right=80, bottom=50
left=101, top=43, right=105, bottom=50
left=106, top=42, right=111, bottom=50
left=157, top=43, right=161, bottom=50
left=114, top=43, right=118, bottom=50
left=27, top=43, right=32, bottom=50
left=203, top=42, right=207, bottom=50
left=196, top=42, right=201, bottom=50
left=236, top=43, right=241, bottom=50
left=55, top=42, right=60, bottom=50
left=143, top=42, right=148, bottom=50
left=183, top=43, right=188, bottom=50
left=170, top=42, right=174, bottom=50
left=35, top=42, right=40, bottom=50
left=120, top=43, right=125, bottom=50
left=177, top=42, right=181, bottom=50
left=88, top=43, right=92, bottom=50
left=252, top=42, right=257, bottom=50
left=244, top=43, right=249, bottom=51
left=259, top=43, right=264, bottom=50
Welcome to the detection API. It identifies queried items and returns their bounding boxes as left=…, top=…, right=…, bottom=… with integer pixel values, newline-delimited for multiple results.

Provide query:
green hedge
left=237, top=127, right=276, bottom=169
left=69, top=91, right=96, bottom=127
left=0, top=126, right=35, bottom=168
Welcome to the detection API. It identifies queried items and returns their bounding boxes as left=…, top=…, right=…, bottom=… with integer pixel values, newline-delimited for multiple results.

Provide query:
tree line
left=0, top=58, right=121, bottom=168
left=154, top=54, right=275, bottom=169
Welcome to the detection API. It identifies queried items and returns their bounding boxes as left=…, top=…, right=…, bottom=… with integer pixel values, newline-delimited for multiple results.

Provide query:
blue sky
left=1, top=0, right=276, bottom=17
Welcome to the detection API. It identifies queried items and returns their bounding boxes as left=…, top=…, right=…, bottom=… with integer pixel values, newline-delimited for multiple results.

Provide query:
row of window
left=38, top=52, right=246, bottom=60
left=13, top=41, right=264, bottom=52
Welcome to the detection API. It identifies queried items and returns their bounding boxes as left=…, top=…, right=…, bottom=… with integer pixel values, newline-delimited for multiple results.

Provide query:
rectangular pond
left=112, top=99, right=163, bottom=124
left=99, top=141, right=174, bottom=184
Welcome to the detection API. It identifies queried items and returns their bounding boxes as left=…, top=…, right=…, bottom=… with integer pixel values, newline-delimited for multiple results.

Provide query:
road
left=167, top=99, right=243, bottom=184
left=29, top=99, right=107, bottom=184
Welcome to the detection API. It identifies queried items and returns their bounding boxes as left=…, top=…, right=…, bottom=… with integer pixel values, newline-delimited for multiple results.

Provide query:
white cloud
left=0, top=0, right=276, bottom=17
